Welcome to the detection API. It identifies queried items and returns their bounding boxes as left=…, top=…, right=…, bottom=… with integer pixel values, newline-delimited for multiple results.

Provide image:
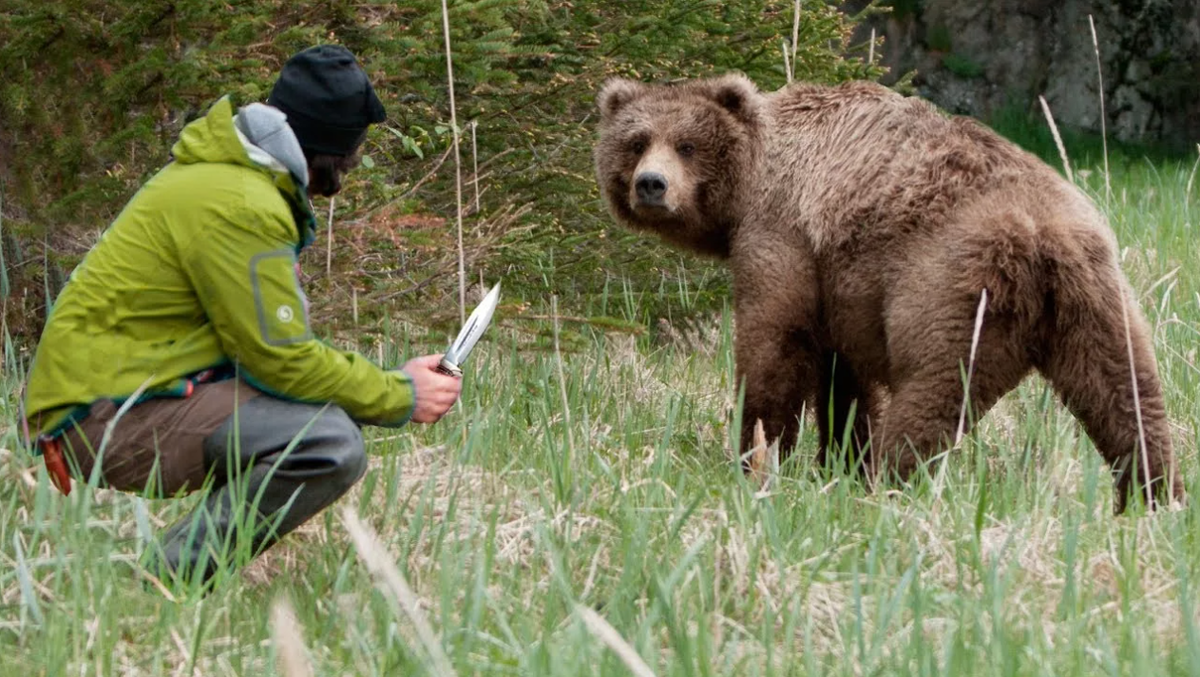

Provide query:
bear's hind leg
left=872, top=298, right=1034, bottom=488
left=1039, top=277, right=1183, bottom=514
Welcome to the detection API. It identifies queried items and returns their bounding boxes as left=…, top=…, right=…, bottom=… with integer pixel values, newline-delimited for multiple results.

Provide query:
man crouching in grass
left=19, top=44, right=463, bottom=595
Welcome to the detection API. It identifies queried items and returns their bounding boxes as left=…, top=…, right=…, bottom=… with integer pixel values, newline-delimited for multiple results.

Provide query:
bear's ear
left=700, top=73, right=761, bottom=127
left=597, top=78, right=644, bottom=119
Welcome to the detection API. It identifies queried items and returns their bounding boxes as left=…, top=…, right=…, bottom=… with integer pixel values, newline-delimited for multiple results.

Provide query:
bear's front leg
left=735, top=325, right=823, bottom=470
left=731, top=247, right=823, bottom=471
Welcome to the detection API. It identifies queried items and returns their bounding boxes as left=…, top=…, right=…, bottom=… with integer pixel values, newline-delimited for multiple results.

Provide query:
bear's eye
left=677, top=141, right=696, bottom=157
left=630, top=139, right=646, bottom=155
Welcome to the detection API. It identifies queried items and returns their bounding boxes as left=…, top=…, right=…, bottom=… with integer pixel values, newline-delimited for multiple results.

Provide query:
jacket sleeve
left=180, top=201, right=417, bottom=428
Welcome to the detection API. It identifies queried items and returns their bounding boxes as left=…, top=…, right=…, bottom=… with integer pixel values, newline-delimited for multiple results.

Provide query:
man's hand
left=400, top=354, right=464, bottom=423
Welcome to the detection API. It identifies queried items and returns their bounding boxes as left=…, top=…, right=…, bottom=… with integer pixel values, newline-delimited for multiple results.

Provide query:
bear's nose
left=635, top=172, right=668, bottom=204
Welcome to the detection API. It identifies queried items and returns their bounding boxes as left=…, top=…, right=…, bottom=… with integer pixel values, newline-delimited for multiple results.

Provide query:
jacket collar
left=172, top=96, right=319, bottom=250
left=233, top=101, right=319, bottom=250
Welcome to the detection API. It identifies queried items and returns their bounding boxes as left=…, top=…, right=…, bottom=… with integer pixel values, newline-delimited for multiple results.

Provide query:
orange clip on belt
left=41, top=437, right=72, bottom=496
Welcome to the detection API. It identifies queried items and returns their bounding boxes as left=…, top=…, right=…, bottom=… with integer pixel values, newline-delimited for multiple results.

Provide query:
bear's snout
left=635, top=172, right=669, bottom=206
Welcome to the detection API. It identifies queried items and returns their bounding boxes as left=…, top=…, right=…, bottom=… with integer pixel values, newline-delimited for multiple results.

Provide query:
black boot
left=144, top=396, right=368, bottom=593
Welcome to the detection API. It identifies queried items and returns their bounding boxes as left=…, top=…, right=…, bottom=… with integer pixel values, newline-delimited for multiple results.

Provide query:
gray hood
left=232, top=102, right=310, bottom=190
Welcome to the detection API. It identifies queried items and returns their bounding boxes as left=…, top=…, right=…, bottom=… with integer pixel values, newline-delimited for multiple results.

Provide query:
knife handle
left=437, top=359, right=463, bottom=378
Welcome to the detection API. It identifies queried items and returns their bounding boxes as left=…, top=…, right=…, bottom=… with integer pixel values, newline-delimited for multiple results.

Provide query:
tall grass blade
left=13, top=532, right=44, bottom=626
left=574, top=604, right=658, bottom=677
left=341, top=506, right=457, bottom=677
left=98, top=376, right=156, bottom=458
left=552, top=294, right=575, bottom=460
left=1186, top=144, right=1200, bottom=198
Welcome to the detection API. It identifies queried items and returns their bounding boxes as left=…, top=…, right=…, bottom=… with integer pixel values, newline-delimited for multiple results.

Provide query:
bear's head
left=593, top=73, right=763, bottom=258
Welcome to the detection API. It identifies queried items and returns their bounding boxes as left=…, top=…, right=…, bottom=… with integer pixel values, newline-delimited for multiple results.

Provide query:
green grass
left=3, top=147, right=1200, bottom=676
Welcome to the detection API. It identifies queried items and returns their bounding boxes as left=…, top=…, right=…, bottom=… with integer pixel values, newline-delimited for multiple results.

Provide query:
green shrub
left=942, top=52, right=984, bottom=79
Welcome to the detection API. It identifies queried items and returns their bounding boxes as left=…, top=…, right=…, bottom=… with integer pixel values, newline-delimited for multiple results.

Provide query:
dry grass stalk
left=270, top=594, right=313, bottom=677
left=326, top=197, right=335, bottom=278
left=1088, top=15, right=1112, bottom=203
left=791, top=0, right=801, bottom=79
left=1038, top=95, right=1073, bottom=184
left=868, top=27, right=875, bottom=65
left=396, top=145, right=454, bottom=205
left=955, top=289, right=989, bottom=445
left=341, top=506, right=458, bottom=677
left=470, top=120, right=480, bottom=214
left=747, top=418, right=773, bottom=490
left=574, top=604, right=658, bottom=677
left=1119, top=287, right=1156, bottom=508
left=133, top=566, right=179, bottom=603
left=440, top=0, right=466, bottom=325
left=781, top=40, right=792, bottom=84
left=0, top=185, right=9, bottom=301
left=169, top=630, right=196, bottom=674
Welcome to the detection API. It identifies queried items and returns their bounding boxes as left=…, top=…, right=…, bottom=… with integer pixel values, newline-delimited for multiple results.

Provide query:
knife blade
left=437, top=282, right=501, bottom=377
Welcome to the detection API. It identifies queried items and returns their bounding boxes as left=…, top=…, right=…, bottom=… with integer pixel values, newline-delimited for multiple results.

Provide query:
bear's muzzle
left=634, top=172, right=669, bottom=206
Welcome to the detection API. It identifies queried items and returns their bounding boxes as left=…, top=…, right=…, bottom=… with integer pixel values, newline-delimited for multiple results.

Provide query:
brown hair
left=306, top=151, right=360, bottom=197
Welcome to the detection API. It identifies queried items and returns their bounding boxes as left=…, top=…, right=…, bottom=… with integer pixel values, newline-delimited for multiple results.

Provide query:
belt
left=39, top=437, right=72, bottom=496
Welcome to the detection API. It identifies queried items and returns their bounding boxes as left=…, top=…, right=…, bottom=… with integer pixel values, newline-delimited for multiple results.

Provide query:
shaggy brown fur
left=593, top=73, right=1185, bottom=513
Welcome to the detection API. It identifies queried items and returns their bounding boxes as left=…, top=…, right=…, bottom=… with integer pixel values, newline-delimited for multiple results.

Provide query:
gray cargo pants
left=58, top=377, right=368, bottom=590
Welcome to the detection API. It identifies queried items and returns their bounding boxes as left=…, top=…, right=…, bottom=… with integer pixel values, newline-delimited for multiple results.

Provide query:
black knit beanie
left=267, top=45, right=387, bottom=157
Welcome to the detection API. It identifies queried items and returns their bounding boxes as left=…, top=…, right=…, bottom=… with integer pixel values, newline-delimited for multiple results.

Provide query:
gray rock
left=840, top=0, right=1200, bottom=153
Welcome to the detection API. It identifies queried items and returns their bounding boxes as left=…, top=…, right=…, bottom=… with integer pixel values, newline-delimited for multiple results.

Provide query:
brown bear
left=592, top=72, right=1185, bottom=513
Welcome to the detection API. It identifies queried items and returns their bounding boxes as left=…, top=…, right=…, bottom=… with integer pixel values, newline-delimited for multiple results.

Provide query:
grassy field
left=3, top=128, right=1200, bottom=675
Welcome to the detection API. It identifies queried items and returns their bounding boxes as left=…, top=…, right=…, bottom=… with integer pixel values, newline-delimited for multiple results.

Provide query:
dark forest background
left=0, top=1, right=1189, bottom=354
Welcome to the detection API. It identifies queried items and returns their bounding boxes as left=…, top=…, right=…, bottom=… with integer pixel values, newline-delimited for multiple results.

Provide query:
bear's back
left=760, top=79, right=1066, bottom=251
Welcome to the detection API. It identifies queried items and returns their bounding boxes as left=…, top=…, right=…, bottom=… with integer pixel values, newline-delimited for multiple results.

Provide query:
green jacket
left=22, top=95, right=416, bottom=443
